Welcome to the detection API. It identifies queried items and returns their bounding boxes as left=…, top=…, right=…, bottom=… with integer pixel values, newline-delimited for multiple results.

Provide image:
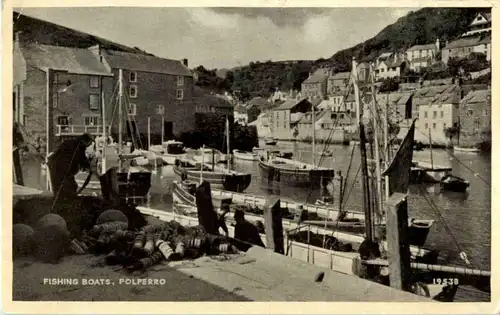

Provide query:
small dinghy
left=440, top=174, right=470, bottom=193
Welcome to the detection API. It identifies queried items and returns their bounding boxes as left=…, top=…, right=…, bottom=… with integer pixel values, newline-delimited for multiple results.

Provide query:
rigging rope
left=417, top=184, right=472, bottom=267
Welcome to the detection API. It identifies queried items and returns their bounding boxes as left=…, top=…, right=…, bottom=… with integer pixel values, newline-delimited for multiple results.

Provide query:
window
left=89, top=76, right=99, bottom=88
left=483, top=109, right=488, bottom=116
left=130, top=72, right=137, bottom=83
left=89, top=93, right=100, bottom=110
left=424, top=111, right=428, bottom=118
left=424, top=123, right=428, bottom=129
left=128, top=103, right=137, bottom=116
left=129, top=85, right=138, bottom=98
left=433, top=111, right=437, bottom=119
left=84, top=116, right=100, bottom=126
left=177, top=76, right=184, bottom=87
left=157, top=104, right=164, bottom=115
left=433, top=123, right=436, bottom=129
left=440, top=111, right=444, bottom=118
left=57, top=116, right=69, bottom=125
left=176, top=89, right=184, bottom=100
left=468, top=109, right=474, bottom=116
left=474, top=120, right=480, bottom=130
left=443, top=123, right=447, bottom=129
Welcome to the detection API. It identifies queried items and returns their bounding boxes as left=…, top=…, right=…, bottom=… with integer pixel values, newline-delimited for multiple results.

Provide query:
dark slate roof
left=102, top=50, right=192, bottom=76
left=21, top=43, right=112, bottom=76
left=274, top=97, right=309, bottom=110
left=376, top=92, right=413, bottom=106
left=413, top=85, right=460, bottom=106
left=460, top=89, right=490, bottom=106
left=303, top=70, right=328, bottom=84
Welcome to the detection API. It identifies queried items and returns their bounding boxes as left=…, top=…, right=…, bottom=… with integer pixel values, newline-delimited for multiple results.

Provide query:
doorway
left=164, top=121, right=173, bottom=140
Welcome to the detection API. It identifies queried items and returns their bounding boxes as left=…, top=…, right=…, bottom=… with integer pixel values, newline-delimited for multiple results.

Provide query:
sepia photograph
left=6, top=3, right=494, bottom=309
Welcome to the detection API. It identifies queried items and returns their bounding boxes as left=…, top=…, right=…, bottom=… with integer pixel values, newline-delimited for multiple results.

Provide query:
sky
left=18, top=7, right=416, bottom=69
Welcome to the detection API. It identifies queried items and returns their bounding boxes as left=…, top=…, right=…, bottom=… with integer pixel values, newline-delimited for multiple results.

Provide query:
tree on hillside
left=379, top=78, right=400, bottom=93
left=444, top=125, right=461, bottom=144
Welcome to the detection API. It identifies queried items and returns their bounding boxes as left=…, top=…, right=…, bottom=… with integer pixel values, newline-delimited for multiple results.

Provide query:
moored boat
left=232, top=149, right=259, bottom=161
left=440, top=174, right=470, bottom=193
left=171, top=179, right=434, bottom=249
left=149, top=140, right=187, bottom=165
left=258, top=156, right=335, bottom=188
left=173, top=158, right=251, bottom=192
left=192, top=147, right=225, bottom=164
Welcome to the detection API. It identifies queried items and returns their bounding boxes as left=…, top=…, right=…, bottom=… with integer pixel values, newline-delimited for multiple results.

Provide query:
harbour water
left=21, top=140, right=491, bottom=272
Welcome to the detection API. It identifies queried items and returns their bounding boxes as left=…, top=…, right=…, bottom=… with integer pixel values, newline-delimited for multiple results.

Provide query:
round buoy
left=13, top=224, right=35, bottom=258
left=96, top=210, right=128, bottom=225
left=33, top=214, right=70, bottom=264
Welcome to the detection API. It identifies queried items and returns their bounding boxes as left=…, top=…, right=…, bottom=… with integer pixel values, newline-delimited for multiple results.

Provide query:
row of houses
left=250, top=83, right=490, bottom=146
left=13, top=29, right=233, bottom=151
left=299, top=11, right=491, bottom=97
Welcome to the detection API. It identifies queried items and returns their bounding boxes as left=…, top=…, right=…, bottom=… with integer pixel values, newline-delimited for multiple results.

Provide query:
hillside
left=13, top=11, right=152, bottom=55
left=198, top=7, right=489, bottom=101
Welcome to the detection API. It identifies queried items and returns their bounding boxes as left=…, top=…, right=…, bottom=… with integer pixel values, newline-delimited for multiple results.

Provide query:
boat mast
left=429, top=128, right=434, bottom=169
left=383, top=94, right=390, bottom=201
left=312, top=105, right=316, bottom=167
left=369, top=66, right=383, bottom=221
left=200, top=144, right=205, bottom=184
left=101, top=90, right=107, bottom=175
left=353, top=57, right=374, bottom=242
left=226, top=116, right=231, bottom=170
left=118, top=69, right=123, bottom=170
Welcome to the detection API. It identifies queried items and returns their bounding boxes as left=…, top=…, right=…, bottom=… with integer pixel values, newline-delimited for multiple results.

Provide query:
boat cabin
left=162, top=140, right=185, bottom=154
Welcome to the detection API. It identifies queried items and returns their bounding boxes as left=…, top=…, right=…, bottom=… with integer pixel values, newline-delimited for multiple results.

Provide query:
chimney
left=182, top=58, right=188, bottom=67
left=88, top=44, right=102, bottom=62
left=436, top=38, right=440, bottom=51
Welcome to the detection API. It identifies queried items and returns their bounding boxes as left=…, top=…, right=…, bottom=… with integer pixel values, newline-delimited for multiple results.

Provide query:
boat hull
left=233, top=149, right=259, bottom=161
left=258, top=159, right=335, bottom=187
left=454, top=146, right=480, bottom=153
left=173, top=163, right=251, bottom=193
left=172, top=180, right=433, bottom=249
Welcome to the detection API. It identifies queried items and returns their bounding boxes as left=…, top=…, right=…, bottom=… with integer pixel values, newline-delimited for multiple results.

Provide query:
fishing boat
left=232, top=149, right=259, bottom=161
left=171, top=179, right=434, bottom=248
left=453, top=146, right=480, bottom=154
left=258, top=156, right=335, bottom=188
left=174, top=119, right=251, bottom=192
left=173, top=158, right=251, bottom=193
left=252, top=147, right=293, bottom=159
left=149, top=140, right=187, bottom=165
left=440, top=174, right=470, bottom=193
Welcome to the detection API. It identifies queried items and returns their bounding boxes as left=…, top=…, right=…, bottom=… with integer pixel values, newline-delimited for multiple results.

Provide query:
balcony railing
left=56, top=125, right=103, bottom=136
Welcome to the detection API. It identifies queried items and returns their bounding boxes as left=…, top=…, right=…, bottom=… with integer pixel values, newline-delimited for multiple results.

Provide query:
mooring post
left=263, top=196, right=284, bottom=254
left=195, top=181, right=219, bottom=235
left=386, top=192, right=412, bottom=292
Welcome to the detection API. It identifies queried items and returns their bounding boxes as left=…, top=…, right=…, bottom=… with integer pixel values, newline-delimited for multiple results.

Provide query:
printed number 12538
left=432, top=278, right=459, bottom=285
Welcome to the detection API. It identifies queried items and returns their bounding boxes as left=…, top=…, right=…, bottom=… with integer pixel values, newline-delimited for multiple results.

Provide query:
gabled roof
left=376, top=92, right=413, bottom=106
left=274, top=98, right=310, bottom=111
left=102, top=50, right=192, bottom=76
left=460, top=89, right=490, bottom=106
left=378, top=52, right=392, bottom=59
left=413, top=85, right=460, bottom=106
left=330, top=72, right=351, bottom=80
left=303, top=70, right=328, bottom=84
left=407, top=43, right=436, bottom=52
left=21, top=43, right=112, bottom=76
